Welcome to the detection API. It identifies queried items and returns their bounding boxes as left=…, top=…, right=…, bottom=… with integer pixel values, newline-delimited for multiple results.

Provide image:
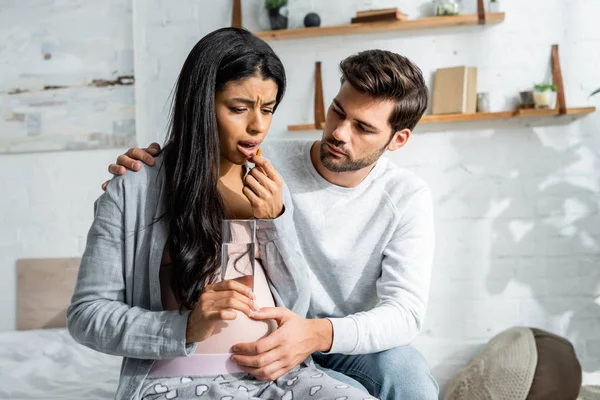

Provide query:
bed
left=0, top=258, right=121, bottom=399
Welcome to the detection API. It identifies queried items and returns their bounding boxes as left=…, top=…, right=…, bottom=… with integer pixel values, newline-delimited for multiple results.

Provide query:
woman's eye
left=333, top=109, right=344, bottom=118
left=231, top=107, right=246, bottom=113
left=262, top=109, right=274, bottom=114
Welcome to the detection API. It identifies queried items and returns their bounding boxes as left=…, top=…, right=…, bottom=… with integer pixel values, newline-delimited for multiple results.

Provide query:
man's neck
left=310, top=141, right=377, bottom=189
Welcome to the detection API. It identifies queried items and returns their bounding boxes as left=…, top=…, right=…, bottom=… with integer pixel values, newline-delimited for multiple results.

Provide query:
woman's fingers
left=248, top=168, right=278, bottom=193
left=202, top=290, right=257, bottom=311
left=204, top=297, right=255, bottom=318
left=205, top=309, right=238, bottom=321
left=208, top=279, right=254, bottom=298
left=244, top=174, right=271, bottom=198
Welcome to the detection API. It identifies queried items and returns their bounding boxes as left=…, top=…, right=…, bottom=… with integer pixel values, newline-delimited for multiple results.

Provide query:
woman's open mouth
left=237, top=140, right=261, bottom=158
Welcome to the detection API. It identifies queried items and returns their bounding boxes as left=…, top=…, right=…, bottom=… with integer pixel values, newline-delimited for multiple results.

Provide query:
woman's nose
left=248, top=110, right=267, bottom=134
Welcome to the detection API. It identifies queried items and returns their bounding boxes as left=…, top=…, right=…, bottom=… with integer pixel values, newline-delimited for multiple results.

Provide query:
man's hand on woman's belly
left=231, top=307, right=334, bottom=381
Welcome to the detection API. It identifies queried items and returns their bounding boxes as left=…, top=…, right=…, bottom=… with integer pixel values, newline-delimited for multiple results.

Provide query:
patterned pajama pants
left=140, top=364, right=377, bottom=400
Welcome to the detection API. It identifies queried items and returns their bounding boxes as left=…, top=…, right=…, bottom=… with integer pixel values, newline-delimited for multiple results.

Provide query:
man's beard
left=319, top=140, right=387, bottom=173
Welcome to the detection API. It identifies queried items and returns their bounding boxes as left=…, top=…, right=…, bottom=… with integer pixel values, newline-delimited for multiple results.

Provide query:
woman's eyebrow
left=231, top=98, right=277, bottom=106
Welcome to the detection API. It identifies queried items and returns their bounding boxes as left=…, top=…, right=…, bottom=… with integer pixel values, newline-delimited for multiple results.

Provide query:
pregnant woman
left=67, top=27, right=374, bottom=400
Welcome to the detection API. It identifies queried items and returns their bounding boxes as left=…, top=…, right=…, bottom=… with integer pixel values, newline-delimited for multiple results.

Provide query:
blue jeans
left=312, top=346, right=439, bottom=400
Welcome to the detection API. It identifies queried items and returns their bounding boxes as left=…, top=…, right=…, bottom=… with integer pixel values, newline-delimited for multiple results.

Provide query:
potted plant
left=489, top=0, right=500, bottom=12
left=533, top=83, right=557, bottom=109
left=434, top=0, right=462, bottom=16
left=265, top=0, right=288, bottom=30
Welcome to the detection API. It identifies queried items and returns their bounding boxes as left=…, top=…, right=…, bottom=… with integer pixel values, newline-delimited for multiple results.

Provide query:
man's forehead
left=335, top=85, right=394, bottom=125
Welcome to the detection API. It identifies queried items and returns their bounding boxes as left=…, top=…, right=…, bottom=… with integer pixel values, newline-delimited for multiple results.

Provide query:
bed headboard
left=16, top=258, right=80, bottom=331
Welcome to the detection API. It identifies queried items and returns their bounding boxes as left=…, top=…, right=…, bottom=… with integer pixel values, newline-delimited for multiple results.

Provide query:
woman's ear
left=387, top=129, right=411, bottom=152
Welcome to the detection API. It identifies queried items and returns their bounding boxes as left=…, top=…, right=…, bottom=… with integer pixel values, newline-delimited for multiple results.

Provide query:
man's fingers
left=238, top=362, right=288, bottom=382
left=116, top=154, right=140, bottom=172
left=124, top=147, right=156, bottom=167
left=101, top=180, right=109, bottom=191
left=231, top=347, right=281, bottom=368
left=266, top=366, right=290, bottom=382
left=108, top=163, right=126, bottom=176
left=234, top=329, right=282, bottom=356
left=146, top=142, right=161, bottom=155
left=251, top=306, right=291, bottom=323
left=231, top=341, right=259, bottom=356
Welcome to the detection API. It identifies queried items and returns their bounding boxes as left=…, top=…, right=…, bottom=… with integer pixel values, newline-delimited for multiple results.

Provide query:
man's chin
left=321, top=156, right=348, bottom=173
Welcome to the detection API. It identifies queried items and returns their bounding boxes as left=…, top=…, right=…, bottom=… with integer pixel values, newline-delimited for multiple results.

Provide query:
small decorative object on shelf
left=476, top=92, right=490, bottom=112
left=265, top=0, right=289, bottom=30
left=519, top=91, right=535, bottom=109
left=434, top=0, right=462, bottom=16
left=533, top=83, right=558, bottom=109
left=304, top=12, right=321, bottom=27
left=488, top=0, right=500, bottom=12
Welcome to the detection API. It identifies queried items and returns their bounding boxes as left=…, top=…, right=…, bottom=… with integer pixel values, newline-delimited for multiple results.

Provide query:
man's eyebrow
left=333, top=99, right=378, bottom=131
left=332, top=99, right=345, bottom=113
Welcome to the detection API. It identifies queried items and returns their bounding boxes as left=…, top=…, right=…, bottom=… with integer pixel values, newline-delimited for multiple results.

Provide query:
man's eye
left=357, top=125, right=372, bottom=133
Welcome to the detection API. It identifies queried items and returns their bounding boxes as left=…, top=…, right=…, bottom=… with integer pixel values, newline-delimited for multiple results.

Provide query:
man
left=105, top=50, right=437, bottom=399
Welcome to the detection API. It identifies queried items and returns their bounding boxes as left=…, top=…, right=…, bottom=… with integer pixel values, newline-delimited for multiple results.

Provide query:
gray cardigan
left=67, top=156, right=310, bottom=400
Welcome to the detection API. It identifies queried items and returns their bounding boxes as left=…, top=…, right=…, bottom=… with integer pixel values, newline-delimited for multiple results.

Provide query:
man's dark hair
left=340, top=50, right=428, bottom=132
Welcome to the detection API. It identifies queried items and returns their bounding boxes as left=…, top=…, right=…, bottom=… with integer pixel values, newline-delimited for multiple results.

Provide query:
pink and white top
left=149, top=240, right=277, bottom=377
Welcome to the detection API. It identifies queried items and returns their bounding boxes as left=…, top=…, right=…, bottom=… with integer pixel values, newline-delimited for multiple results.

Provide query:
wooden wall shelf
left=420, top=107, right=596, bottom=124
left=255, top=13, right=505, bottom=41
left=287, top=107, right=596, bottom=131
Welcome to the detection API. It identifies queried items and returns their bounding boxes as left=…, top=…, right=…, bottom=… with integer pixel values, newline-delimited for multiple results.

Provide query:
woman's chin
left=223, top=153, right=249, bottom=166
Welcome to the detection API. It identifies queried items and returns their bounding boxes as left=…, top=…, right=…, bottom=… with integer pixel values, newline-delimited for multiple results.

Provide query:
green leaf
left=590, top=88, right=600, bottom=98
left=533, top=82, right=557, bottom=92
left=265, top=0, right=287, bottom=9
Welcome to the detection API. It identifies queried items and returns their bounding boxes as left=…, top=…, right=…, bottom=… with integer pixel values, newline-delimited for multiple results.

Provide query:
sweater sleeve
left=326, top=188, right=435, bottom=354
left=255, top=180, right=311, bottom=317
left=67, top=179, right=197, bottom=359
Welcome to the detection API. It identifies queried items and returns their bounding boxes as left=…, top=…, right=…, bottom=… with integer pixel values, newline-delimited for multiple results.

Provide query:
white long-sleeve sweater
left=263, top=140, right=435, bottom=355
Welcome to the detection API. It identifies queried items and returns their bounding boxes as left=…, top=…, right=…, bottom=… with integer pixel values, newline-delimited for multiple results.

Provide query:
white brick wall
left=1, top=0, right=599, bottom=394
left=0, top=0, right=133, bottom=328
left=0, top=1, right=136, bottom=152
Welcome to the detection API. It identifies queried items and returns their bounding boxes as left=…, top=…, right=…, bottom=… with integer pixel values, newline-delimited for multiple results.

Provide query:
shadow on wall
left=445, top=114, right=600, bottom=376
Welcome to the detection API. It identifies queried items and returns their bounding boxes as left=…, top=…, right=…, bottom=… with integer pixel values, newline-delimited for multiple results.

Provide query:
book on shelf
left=432, top=66, right=478, bottom=115
left=356, top=7, right=399, bottom=17
left=351, top=11, right=407, bottom=24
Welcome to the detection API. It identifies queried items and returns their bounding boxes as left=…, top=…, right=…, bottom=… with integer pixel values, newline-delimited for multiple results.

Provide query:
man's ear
left=387, top=129, right=411, bottom=152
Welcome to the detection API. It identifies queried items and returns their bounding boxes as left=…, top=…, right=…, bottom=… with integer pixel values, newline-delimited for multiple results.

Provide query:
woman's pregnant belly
left=193, top=261, right=277, bottom=354
left=149, top=259, right=277, bottom=377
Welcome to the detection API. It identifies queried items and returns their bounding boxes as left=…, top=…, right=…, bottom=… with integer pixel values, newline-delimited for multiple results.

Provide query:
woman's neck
left=218, top=158, right=254, bottom=219
left=219, top=158, right=244, bottom=182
